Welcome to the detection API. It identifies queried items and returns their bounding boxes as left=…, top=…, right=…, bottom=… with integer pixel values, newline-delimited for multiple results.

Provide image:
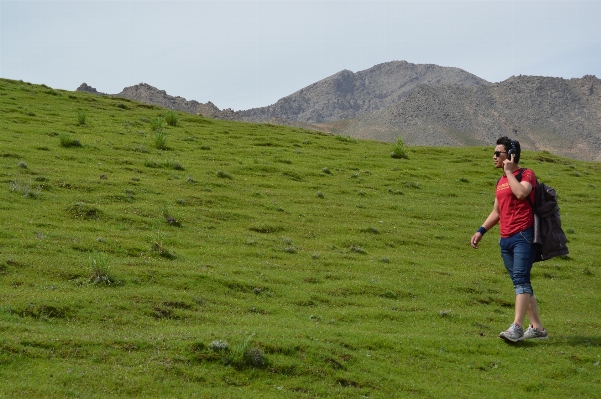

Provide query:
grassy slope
left=1, top=78, right=600, bottom=398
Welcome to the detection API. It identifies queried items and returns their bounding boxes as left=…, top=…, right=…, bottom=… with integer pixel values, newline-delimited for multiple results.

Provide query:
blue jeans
left=500, top=227, right=536, bottom=296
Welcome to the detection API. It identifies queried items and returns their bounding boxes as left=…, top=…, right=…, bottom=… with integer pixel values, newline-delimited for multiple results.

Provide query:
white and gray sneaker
left=524, top=325, right=548, bottom=340
left=499, top=323, right=524, bottom=342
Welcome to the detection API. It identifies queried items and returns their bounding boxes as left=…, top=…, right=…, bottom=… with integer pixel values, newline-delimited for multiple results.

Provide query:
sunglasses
left=493, top=151, right=507, bottom=157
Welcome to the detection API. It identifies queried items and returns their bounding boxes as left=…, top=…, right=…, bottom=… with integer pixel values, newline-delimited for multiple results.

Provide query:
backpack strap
left=497, top=168, right=525, bottom=184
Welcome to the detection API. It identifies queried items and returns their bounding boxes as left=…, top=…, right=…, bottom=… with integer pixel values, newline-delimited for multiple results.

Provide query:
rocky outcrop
left=114, top=83, right=231, bottom=118
left=76, top=83, right=105, bottom=95
left=76, top=82, right=235, bottom=118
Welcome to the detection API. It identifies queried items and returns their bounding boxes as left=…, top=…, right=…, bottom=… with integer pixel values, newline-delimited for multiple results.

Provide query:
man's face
left=493, top=144, right=507, bottom=168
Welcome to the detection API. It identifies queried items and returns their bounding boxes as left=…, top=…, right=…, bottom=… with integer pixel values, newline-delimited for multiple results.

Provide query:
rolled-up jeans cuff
left=515, top=284, right=533, bottom=296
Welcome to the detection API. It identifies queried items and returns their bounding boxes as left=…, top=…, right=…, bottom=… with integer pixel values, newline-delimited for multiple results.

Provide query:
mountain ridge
left=236, top=60, right=490, bottom=123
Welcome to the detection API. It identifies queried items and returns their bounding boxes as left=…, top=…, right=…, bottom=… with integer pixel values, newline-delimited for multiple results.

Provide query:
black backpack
left=514, top=169, right=570, bottom=262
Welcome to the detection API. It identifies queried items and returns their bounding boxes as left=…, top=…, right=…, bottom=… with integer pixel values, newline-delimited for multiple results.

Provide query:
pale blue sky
left=1, top=1, right=600, bottom=110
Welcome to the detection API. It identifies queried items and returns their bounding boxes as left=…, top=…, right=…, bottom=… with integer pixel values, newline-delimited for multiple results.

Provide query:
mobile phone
left=507, top=140, right=520, bottom=163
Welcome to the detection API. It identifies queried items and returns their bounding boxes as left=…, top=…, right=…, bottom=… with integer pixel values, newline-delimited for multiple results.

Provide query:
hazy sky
left=1, top=1, right=600, bottom=110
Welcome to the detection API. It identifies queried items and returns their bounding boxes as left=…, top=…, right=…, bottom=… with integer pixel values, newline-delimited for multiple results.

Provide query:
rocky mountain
left=76, top=82, right=236, bottom=119
left=237, top=60, right=490, bottom=124
left=334, top=75, right=601, bottom=161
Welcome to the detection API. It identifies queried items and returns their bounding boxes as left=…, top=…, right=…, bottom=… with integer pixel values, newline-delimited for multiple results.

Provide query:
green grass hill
left=1, top=78, right=600, bottom=398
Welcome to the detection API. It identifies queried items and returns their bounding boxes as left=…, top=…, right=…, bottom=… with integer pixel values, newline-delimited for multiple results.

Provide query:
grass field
left=1, top=78, right=600, bottom=398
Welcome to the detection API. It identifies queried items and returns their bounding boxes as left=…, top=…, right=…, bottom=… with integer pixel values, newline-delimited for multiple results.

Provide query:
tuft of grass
left=151, top=229, right=175, bottom=259
left=76, top=110, right=87, bottom=126
left=153, top=130, right=169, bottom=150
left=67, top=202, right=102, bottom=220
left=223, top=335, right=268, bottom=369
left=9, top=172, right=40, bottom=198
left=164, top=110, right=179, bottom=126
left=216, top=170, right=232, bottom=179
left=391, top=136, right=409, bottom=159
left=161, top=205, right=182, bottom=227
left=336, top=134, right=358, bottom=143
left=149, top=116, right=165, bottom=132
left=59, top=133, right=82, bottom=148
left=88, top=251, right=115, bottom=285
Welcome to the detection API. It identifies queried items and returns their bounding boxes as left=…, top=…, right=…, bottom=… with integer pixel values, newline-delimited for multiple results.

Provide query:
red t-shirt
left=496, top=168, right=536, bottom=238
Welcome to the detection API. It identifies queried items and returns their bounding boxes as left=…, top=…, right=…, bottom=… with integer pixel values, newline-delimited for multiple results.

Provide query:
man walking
left=470, top=137, right=548, bottom=342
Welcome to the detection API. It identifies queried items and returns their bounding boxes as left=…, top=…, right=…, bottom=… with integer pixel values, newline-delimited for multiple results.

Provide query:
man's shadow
left=565, top=336, right=601, bottom=346
left=503, top=335, right=601, bottom=346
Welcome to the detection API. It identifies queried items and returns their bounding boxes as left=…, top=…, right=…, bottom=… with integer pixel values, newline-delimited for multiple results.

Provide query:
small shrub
left=391, top=136, right=408, bottom=159
left=167, top=160, right=184, bottom=170
left=243, top=347, right=268, bottom=368
left=316, top=191, right=325, bottom=199
left=161, top=205, right=182, bottom=227
left=59, top=133, right=82, bottom=148
left=76, top=110, right=87, bottom=126
left=164, top=111, right=179, bottom=126
left=68, top=202, right=102, bottom=220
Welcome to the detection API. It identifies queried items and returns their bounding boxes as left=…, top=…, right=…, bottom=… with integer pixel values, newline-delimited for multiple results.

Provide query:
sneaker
left=499, top=323, right=524, bottom=342
left=524, top=325, right=548, bottom=340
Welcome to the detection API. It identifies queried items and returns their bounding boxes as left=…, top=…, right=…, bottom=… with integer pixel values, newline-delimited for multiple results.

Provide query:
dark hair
left=496, top=136, right=521, bottom=163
